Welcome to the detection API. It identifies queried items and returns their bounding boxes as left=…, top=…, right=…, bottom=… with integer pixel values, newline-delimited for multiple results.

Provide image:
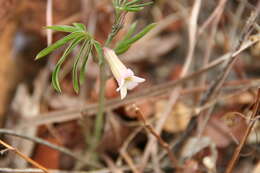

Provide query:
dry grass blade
left=0, top=139, right=50, bottom=173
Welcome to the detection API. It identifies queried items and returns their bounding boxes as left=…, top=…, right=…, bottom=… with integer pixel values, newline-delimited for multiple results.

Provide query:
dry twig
left=225, top=88, right=260, bottom=173
left=132, top=104, right=178, bottom=168
left=0, top=128, right=98, bottom=168
left=0, top=139, right=50, bottom=173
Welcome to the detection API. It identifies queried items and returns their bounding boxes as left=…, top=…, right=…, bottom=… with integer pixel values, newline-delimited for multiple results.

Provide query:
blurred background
left=0, top=0, right=260, bottom=172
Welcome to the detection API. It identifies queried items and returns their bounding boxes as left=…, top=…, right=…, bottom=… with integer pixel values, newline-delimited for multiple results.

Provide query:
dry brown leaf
left=247, top=120, right=260, bottom=144
left=253, top=162, right=260, bottom=173
left=105, top=78, right=119, bottom=99
left=251, top=41, right=260, bottom=58
left=203, top=111, right=247, bottom=148
left=226, top=92, right=255, bottom=106
left=33, top=136, right=60, bottom=169
left=155, top=100, right=191, bottom=133
left=91, top=77, right=119, bottom=101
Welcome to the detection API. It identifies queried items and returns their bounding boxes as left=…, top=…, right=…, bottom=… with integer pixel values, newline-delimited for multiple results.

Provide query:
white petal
left=132, top=76, right=145, bottom=83
left=126, top=81, right=138, bottom=90
left=116, top=78, right=125, bottom=91
left=125, top=69, right=134, bottom=76
left=120, top=86, right=127, bottom=99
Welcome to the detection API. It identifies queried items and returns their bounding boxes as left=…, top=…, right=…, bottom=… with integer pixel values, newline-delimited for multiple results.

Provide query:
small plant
left=35, top=0, right=155, bottom=160
left=36, top=0, right=155, bottom=97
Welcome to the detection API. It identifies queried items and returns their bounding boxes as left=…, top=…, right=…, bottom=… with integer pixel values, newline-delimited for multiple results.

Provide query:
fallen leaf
left=155, top=100, right=191, bottom=133
left=33, top=136, right=60, bottom=169
left=253, top=161, right=260, bottom=173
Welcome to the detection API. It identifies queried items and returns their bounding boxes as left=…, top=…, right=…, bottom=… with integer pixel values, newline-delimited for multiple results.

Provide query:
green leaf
left=35, top=31, right=85, bottom=60
left=45, top=25, right=80, bottom=32
left=114, top=23, right=156, bottom=54
left=124, top=6, right=144, bottom=12
left=115, top=44, right=131, bottom=54
left=122, top=22, right=137, bottom=42
left=79, top=42, right=92, bottom=85
left=120, top=0, right=128, bottom=5
left=114, top=22, right=136, bottom=54
left=113, top=0, right=119, bottom=6
left=125, top=23, right=156, bottom=45
left=72, top=40, right=89, bottom=93
left=93, top=41, right=104, bottom=66
left=52, top=36, right=85, bottom=92
left=128, top=1, right=153, bottom=8
left=73, top=23, right=86, bottom=31
left=114, top=22, right=137, bottom=54
left=125, top=0, right=142, bottom=6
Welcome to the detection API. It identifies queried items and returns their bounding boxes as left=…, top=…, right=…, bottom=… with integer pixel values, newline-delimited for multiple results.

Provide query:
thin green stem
left=89, top=60, right=106, bottom=161
left=89, top=10, right=126, bottom=162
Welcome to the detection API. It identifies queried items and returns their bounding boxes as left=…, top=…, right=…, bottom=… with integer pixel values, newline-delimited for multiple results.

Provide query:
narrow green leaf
left=122, top=22, right=137, bottom=42
left=120, top=0, right=128, bottom=5
left=45, top=25, right=80, bottom=32
left=125, top=0, right=142, bottom=6
left=128, top=1, right=153, bottom=8
left=114, top=23, right=156, bottom=54
left=115, top=44, right=131, bottom=54
left=114, top=22, right=136, bottom=54
left=79, top=42, right=92, bottom=85
left=73, top=23, right=86, bottom=31
left=125, top=23, right=156, bottom=45
left=114, top=22, right=137, bottom=54
left=113, top=0, right=119, bottom=6
left=93, top=41, right=104, bottom=66
left=124, top=6, right=144, bottom=12
left=35, top=31, right=85, bottom=60
left=52, top=36, right=85, bottom=92
left=72, top=40, right=89, bottom=93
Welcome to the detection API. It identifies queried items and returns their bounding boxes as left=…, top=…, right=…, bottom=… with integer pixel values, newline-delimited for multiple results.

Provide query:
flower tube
left=103, top=47, right=145, bottom=99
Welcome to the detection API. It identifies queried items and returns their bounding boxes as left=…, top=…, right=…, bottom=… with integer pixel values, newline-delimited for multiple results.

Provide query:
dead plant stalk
left=132, top=104, right=179, bottom=168
left=225, top=88, right=260, bottom=173
left=0, top=139, right=50, bottom=173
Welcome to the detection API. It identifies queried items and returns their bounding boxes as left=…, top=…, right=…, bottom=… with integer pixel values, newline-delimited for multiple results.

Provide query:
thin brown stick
left=197, top=9, right=259, bottom=137
left=199, top=0, right=227, bottom=96
left=225, top=88, right=260, bottom=173
left=46, top=0, right=53, bottom=45
left=118, top=127, right=143, bottom=173
left=0, top=139, right=50, bottom=173
left=101, top=154, right=123, bottom=173
left=0, top=167, right=130, bottom=173
left=198, top=0, right=227, bottom=35
left=171, top=9, right=259, bottom=156
left=195, top=84, right=258, bottom=114
left=181, top=0, right=201, bottom=76
left=141, top=88, right=180, bottom=167
left=120, top=151, right=140, bottom=173
left=132, top=104, right=179, bottom=168
left=0, top=129, right=98, bottom=168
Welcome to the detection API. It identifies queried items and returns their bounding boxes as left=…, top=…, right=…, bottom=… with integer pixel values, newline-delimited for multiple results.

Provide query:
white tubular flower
left=103, top=47, right=145, bottom=99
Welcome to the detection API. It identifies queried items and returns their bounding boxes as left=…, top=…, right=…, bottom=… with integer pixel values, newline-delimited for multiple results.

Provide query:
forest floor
left=0, top=0, right=260, bottom=173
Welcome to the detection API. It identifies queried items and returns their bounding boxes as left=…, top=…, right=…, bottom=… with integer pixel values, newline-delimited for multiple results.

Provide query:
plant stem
left=90, top=61, right=106, bottom=156
left=90, top=11, right=126, bottom=161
